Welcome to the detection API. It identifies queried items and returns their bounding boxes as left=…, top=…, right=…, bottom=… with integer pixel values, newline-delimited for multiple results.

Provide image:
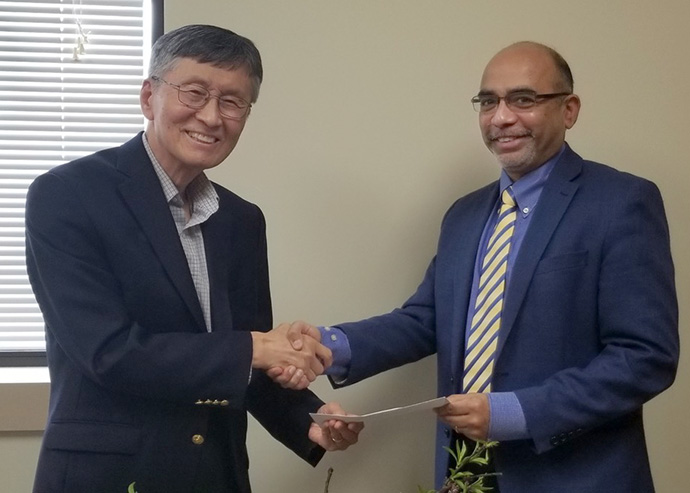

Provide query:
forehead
left=479, top=46, right=559, bottom=94
left=163, top=58, right=253, bottom=95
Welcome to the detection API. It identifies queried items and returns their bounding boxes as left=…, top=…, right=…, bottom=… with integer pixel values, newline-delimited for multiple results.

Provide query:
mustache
left=487, top=131, right=532, bottom=141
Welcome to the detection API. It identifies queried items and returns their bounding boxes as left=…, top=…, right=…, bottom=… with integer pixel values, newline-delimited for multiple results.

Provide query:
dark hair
left=148, top=24, right=263, bottom=102
left=544, top=45, right=574, bottom=93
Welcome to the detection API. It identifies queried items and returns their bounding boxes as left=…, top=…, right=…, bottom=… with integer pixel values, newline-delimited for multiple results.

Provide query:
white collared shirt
left=142, top=133, right=219, bottom=332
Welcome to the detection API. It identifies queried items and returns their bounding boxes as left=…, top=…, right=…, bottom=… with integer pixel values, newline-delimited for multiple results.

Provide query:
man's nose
left=195, top=97, right=223, bottom=126
left=490, top=98, right=518, bottom=126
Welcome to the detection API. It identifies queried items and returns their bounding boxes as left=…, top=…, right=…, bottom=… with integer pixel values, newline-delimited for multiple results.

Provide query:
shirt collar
left=141, top=133, right=219, bottom=223
left=499, top=144, right=565, bottom=217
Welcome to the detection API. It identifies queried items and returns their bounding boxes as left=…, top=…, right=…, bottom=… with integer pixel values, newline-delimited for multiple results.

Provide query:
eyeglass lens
left=177, top=85, right=249, bottom=119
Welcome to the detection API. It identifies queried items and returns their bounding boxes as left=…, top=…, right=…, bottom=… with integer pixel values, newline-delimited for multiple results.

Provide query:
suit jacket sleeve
left=331, top=188, right=488, bottom=387
left=336, top=257, right=443, bottom=383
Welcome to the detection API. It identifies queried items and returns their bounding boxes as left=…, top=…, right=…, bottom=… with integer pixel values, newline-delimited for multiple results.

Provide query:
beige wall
left=2, top=1, right=688, bottom=491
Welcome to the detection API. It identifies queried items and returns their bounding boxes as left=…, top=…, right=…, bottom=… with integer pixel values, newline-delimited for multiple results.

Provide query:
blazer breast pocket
left=534, top=250, right=588, bottom=275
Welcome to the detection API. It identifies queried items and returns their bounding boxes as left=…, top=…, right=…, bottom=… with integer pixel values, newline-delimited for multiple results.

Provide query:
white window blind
left=0, top=0, right=158, bottom=360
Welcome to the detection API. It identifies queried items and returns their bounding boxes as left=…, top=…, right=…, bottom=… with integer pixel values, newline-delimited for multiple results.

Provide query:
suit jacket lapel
left=202, top=191, right=234, bottom=332
left=497, top=146, right=582, bottom=357
left=115, top=135, right=207, bottom=332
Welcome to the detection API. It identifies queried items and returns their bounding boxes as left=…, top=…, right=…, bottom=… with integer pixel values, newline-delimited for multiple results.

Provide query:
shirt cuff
left=487, top=391, right=529, bottom=441
left=318, top=326, right=351, bottom=379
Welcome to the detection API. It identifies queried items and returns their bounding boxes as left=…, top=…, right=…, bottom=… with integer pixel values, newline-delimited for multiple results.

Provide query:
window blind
left=0, top=0, right=159, bottom=361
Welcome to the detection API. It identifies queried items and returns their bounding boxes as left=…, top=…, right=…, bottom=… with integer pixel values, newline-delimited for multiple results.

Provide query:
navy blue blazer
left=337, top=145, right=678, bottom=492
left=26, top=134, right=324, bottom=493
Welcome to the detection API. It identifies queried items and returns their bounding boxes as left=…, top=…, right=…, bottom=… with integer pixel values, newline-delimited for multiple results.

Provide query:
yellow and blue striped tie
left=463, top=187, right=517, bottom=394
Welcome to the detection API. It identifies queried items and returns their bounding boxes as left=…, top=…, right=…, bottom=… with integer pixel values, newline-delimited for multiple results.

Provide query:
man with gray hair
left=26, top=24, right=360, bottom=493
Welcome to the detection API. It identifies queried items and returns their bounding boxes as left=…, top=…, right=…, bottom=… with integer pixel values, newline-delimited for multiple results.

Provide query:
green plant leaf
left=470, top=457, right=489, bottom=465
left=458, top=439, right=468, bottom=461
left=422, top=440, right=501, bottom=492
left=443, top=447, right=456, bottom=467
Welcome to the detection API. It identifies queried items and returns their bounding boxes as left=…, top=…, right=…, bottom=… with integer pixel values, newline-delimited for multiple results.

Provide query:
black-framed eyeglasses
left=151, top=75, right=252, bottom=120
left=471, top=91, right=571, bottom=113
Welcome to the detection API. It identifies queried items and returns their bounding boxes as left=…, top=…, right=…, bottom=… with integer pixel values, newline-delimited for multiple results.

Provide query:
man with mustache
left=275, top=41, right=679, bottom=492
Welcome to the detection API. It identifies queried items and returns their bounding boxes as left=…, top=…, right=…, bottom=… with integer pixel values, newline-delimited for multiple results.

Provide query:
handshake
left=251, top=321, right=331, bottom=390
left=252, top=321, right=364, bottom=452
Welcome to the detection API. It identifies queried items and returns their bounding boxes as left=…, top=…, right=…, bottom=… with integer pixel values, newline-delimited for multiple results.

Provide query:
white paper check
left=310, top=396, right=448, bottom=425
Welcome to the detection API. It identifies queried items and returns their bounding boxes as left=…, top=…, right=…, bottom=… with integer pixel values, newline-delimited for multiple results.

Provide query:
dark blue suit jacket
left=26, top=134, right=324, bottom=493
left=337, top=145, right=678, bottom=492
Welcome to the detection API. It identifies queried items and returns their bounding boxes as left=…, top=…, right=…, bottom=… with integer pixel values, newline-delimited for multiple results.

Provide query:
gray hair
left=148, top=24, right=263, bottom=102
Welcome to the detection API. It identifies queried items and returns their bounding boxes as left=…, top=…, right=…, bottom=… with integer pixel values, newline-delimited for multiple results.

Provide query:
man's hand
left=435, top=393, right=490, bottom=441
left=286, top=320, right=321, bottom=350
left=308, top=402, right=364, bottom=451
left=252, top=322, right=332, bottom=388
left=266, top=321, right=324, bottom=390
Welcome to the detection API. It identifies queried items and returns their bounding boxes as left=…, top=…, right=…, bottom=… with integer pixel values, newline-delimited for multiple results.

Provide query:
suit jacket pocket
left=534, top=250, right=588, bottom=275
left=44, top=420, right=140, bottom=455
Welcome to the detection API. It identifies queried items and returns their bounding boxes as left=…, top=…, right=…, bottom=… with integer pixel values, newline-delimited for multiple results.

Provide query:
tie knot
left=501, top=187, right=516, bottom=208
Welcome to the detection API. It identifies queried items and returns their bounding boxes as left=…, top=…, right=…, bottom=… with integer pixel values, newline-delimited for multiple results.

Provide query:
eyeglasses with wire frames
left=151, top=75, right=252, bottom=120
left=471, top=91, right=572, bottom=113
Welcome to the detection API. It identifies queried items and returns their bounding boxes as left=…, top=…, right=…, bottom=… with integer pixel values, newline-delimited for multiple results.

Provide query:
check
left=310, top=396, right=449, bottom=425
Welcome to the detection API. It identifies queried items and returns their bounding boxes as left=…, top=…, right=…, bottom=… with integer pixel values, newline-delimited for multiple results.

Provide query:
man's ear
left=140, top=79, right=155, bottom=120
left=563, top=94, right=581, bottom=129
